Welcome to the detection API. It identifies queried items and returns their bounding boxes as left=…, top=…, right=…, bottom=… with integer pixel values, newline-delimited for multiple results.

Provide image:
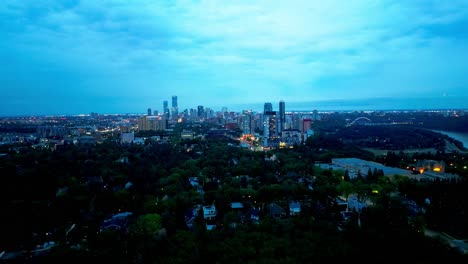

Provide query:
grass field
left=363, top=148, right=439, bottom=156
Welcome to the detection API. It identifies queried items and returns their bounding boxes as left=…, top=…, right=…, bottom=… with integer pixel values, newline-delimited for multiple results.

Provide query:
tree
left=129, top=213, right=165, bottom=262
left=131, top=213, right=163, bottom=238
left=337, top=181, right=354, bottom=210
left=344, top=170, right=350, bottom=181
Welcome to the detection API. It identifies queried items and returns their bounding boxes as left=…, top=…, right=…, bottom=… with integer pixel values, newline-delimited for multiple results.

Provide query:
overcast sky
left=1, top=0, right=468, bottom=115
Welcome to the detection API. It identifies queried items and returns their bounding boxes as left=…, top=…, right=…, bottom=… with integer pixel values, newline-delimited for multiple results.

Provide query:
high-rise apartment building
left=163, top=100, right=169, bottom=118
left=172, top=96, right=178, bottom=108
left=279, top=100, right=285, bottom=133
left=198, top=105, right=205, bottom=118
left=242, top=110, right=253, bottom=135
left=263, top=110, right=277, bottom=146
left=301, top=118, right=312, bottom=134
left=264, top=102, right=273, bottom=113
left=138, top=116, right=167, bottom=131
left=171, top=96, right=178, bottom=120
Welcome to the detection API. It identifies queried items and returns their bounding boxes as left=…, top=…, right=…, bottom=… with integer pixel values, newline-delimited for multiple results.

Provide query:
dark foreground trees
left=1, top=134, right=468, bottom=263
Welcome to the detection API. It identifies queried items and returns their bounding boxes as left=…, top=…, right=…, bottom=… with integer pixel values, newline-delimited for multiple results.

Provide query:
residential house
left=203, top=204, right=217, bottom=230
left=100, top=211, right=133, bottom=232
left=250, top=207, right=260, bottom=224
left=230, top=202, right=244, bottom=210
left=203, top=205, right=217, bottom=220
left=289, top=201, right=301, bottom=216
left=268, top=203, right=286, bottom=219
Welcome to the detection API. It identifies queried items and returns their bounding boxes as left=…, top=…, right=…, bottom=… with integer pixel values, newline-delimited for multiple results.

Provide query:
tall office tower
left=190, top=109, right=197, bottom=121
left=154, top=110, right=158, bottom=116
left=197, top=105, right=205, bottom=118
left=171, top=96, right=178, bottom=120
left=172, top=96, right=178, bottom=108
left=147, top=108, right=152, bottom=116
left=279, top=100, right=285, bottom=132
left=163, top=100, right=169, bottom=118
left=264, top=102, right=273, bottom=113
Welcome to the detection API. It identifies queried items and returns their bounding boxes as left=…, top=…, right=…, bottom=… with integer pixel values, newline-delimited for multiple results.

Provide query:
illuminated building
left=279, top=100, right=285, bottom=133
left=163, top=100, right=169, bottom=118
left=137, top=116, right=167, bottom=131
left=171, top=96, right=178, bottom=120
left=416, top=160, right=446, bottom=173
left=301, top=118, right=312, bottom=134
left=263, top=111, right=278, bottom=146
left=242, top=110, right=253, bottom=134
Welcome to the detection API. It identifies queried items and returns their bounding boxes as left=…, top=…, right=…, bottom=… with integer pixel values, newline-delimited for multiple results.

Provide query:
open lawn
left=363, top=148, right=439, bottom=156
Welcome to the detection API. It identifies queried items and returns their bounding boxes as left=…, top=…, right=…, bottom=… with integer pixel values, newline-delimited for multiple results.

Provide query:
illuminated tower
left=242, top=110, right=253, bottom=135
left=172, top=96, right=178, bottom=108
left=171, top=96, right=178, bottom=120
left=163, top=100, right=169, bottom=118
left=263, top=111, right=277, bottom=146
left=279, top=100, right=285, bottom=132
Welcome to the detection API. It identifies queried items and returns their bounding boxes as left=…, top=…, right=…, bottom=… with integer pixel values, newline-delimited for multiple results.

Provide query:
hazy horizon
left=1, top=96, right=467, bottom=117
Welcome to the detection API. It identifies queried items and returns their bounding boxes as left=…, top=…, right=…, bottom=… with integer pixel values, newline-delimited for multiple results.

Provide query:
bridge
left=347, top=117, right=372, bottom=127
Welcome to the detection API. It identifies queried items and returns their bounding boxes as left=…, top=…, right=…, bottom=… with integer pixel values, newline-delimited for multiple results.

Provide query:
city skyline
left=1, top=1, right=468, bottom=116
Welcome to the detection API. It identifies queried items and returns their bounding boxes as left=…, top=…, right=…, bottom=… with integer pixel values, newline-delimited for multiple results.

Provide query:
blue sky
left=1, top=0, right=468, bottom=115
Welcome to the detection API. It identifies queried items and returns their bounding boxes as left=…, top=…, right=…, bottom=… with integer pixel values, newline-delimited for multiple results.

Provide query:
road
left=424, top=229, right=468, bottom=254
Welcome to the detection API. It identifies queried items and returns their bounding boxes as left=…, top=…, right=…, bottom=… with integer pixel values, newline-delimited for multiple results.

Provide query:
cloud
left=1, top=0, right=467, bottom=114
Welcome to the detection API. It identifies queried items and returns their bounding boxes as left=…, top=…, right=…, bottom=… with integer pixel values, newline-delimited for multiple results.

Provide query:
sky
left=1, top=0, right=468, bottom=115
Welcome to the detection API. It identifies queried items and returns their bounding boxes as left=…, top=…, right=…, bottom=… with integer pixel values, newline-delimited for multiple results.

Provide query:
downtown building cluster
left=137, top=96, right=319, bottom=149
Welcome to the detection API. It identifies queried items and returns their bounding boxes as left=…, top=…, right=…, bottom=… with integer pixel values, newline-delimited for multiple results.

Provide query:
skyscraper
left=242, top=110, right=253, bottom=135
left=147, top=108, right=152, bottom=116
left=163, top=100, right=169, bottom=118
left=197, top=105, right=205, bottom=118
left=171, top=96, right=178, bottom=120
left=279, top=100, right=285, bottom=133
left=263, top=111, right=277, bottom=147
left=264, top=102, right=273, bottom=113
left=172, top=96, right=178, bottom=108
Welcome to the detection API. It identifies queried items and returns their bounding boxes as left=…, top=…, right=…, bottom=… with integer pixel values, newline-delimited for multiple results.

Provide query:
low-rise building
left=203, top=205, right=217, bottom=221
left=416, top=159, right=445, bottom=173
left=289, top=202, right=301, bottom=216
